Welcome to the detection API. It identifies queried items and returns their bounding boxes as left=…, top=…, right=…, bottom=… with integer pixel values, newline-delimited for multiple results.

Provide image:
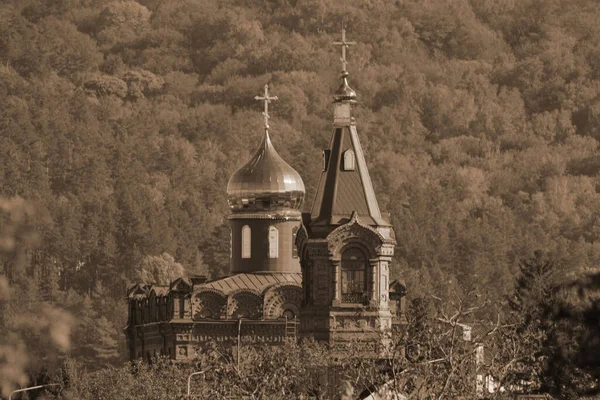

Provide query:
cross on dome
left=254, top=84, right=278, bottom=131
left=332, top=28, right=356, bottom=73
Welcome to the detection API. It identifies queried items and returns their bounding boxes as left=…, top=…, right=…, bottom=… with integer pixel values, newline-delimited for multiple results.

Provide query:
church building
left=124, top=30, right=407, bottom=362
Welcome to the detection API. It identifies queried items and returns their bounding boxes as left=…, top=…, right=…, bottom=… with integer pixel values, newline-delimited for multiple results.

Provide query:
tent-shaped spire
left=309, top=29, right=389, bottom=232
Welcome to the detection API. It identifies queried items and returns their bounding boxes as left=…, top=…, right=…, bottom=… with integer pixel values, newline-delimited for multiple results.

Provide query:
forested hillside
left=2, top=0, right=600, bottom=373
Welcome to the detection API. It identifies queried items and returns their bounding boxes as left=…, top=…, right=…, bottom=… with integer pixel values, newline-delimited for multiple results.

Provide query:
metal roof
left=200, top=272, right=302, bottom=295
left=310, top=125, right=389, bottom=230
left=227, top=131, right=305, bottom=212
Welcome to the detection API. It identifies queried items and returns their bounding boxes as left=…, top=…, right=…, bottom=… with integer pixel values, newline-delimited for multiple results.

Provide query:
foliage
left=1, top=0, right=600, bottom=391
left=0, top=198, right=73, bottom=397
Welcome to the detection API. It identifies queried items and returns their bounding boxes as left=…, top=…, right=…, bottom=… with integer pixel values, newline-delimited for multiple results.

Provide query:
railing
left=341, top=292, right=366, bottom=303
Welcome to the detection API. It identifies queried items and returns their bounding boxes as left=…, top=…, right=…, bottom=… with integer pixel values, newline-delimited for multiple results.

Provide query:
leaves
left=0, top=0, right=599, bottom=393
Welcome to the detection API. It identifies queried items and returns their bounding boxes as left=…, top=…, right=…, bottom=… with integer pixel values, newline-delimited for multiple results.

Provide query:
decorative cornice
left=227, top=288, right=264, bottom=298
left=325, top=212, right=395, bottom=258
left=329, top=212, right=385, bottom=242
left=193, top=287, right=227, bottom=298
left=227, top=211, right=302, bottom=220
left=262, top=282, right=303, bottom=294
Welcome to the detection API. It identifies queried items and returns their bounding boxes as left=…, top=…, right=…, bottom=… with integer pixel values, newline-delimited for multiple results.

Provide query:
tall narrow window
left=343, top=150, right=355, bottom=171
left=268, top=226, right=279, bottom=258
left=242, top=225, right=251, bottom=259
left=292, top=226, right=299, bottom=258
left=179, top=297, right=184, bottom=318
left=341, top=247, right=367, bottom=303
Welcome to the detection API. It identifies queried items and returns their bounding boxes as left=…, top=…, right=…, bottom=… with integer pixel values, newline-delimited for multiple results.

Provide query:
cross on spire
left=332, top=28, right=356, bottom=73
left=254, top=84, right=278, bottom=131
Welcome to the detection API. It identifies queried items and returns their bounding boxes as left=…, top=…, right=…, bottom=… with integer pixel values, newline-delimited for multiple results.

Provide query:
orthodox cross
left=254, top=84, right=278, bottom=130
left=332, top=28, right=356, bottom=73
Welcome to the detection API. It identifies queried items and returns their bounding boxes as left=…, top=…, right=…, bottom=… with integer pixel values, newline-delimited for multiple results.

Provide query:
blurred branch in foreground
left=0, top=197, right=73, bottom=398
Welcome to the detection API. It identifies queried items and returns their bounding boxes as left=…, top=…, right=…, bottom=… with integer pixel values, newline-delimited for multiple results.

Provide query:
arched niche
left=193, top=290, right=227, bottom=320
left=264, top=284, right=303, bottom=319
left=228, top=291, right=263, bottom=319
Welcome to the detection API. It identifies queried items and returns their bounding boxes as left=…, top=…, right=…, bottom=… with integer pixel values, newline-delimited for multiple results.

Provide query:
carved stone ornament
left=306, top=240, right=330, bottom=258
left=326, top=213, right=389, bottom=258
left=264, top=284, right=302, bottom=319
left=227, top=291, right=263, bottom=319
left=343, top=319, right=355, bottom=329
left=193, top=290, right=227, bottom=320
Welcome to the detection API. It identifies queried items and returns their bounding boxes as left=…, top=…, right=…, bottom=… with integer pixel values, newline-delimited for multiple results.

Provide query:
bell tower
left=297, top=29, right=396, bottom=354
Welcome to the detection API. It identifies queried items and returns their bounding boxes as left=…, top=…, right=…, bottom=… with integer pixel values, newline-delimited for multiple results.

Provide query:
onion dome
left=333, top=71, right=357, bottom=103
left=227, top=131, right=305, bottom=212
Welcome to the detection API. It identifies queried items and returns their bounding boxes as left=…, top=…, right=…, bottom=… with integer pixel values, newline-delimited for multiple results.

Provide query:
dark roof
left=200, top=272, right=301, bottom=295
left=389, top=279, right=407, bottom=294
left=127, top=283, right=150, bottom=299
left=310, top=126, right=389, bottom=230
left=152, top=286, right=169, bottom=296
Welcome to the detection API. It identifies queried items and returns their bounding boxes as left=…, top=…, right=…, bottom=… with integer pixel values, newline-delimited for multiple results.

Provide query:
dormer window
left=343, top=150, right=355, bottom=171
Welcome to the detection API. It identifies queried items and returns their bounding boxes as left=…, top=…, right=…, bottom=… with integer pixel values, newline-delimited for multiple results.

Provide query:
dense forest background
left=1, top=0, right=600, bottom=376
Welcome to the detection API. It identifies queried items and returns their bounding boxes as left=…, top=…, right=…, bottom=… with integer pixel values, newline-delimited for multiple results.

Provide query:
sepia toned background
left=0, top=0, right=599, bottom=398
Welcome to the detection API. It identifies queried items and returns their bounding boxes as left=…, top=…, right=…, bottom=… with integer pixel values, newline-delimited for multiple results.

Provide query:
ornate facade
left=125, top=275, right=302, bottom=361
left=297, top=32, right=402, bottom=354
left=124, top=32, right=406, bottom=362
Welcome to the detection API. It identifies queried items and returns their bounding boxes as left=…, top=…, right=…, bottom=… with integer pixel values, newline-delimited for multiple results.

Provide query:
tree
left=135, top=252, right=186, bottom=285
left=0, top=198, right=73, bottom=397
left=504, top=250, right=598, bottom=398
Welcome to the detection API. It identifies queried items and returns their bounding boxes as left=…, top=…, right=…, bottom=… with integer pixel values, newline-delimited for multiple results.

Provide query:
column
left=370, top=260, right=378, bottom=304
left=332, top=259, right=341, bottom=305
left=183, top=295, right=191, bottom=319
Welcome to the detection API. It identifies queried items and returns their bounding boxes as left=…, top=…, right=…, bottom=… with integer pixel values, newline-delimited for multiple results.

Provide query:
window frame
left=343, top=150, right=356, bottom=171
left=340, top=246, right=368, bottom=303
left=268, top=226, right=279, bottom=259
left=242, top=225, right=251, bottom=259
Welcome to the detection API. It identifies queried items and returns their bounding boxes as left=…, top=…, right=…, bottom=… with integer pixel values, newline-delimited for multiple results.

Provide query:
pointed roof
left=308, top=30, right=389, bottom=232
left=309, top=122, right=389, bottom=229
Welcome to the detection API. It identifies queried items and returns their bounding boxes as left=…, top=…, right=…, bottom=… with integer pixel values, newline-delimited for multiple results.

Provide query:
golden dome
left=333, top=71, right=357, bottom=103
left=227, top=131, right=305, bottom=212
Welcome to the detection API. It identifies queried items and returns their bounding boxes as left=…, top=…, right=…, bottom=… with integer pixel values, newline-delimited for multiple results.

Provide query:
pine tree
left=509, top=250, right=560, bottom=324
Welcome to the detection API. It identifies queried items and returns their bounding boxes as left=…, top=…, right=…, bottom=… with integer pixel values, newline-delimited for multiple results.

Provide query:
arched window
left=268, top=226, right=279, bottom=258
left=341, top=247, right=367, bottom=303
left=282, top=309, right=295, bottom=320
left=242, top=225, right=251, bottom=258
left=292, top=226, right=299, bottom=259
left=343, top=150, right=355, bottom=171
